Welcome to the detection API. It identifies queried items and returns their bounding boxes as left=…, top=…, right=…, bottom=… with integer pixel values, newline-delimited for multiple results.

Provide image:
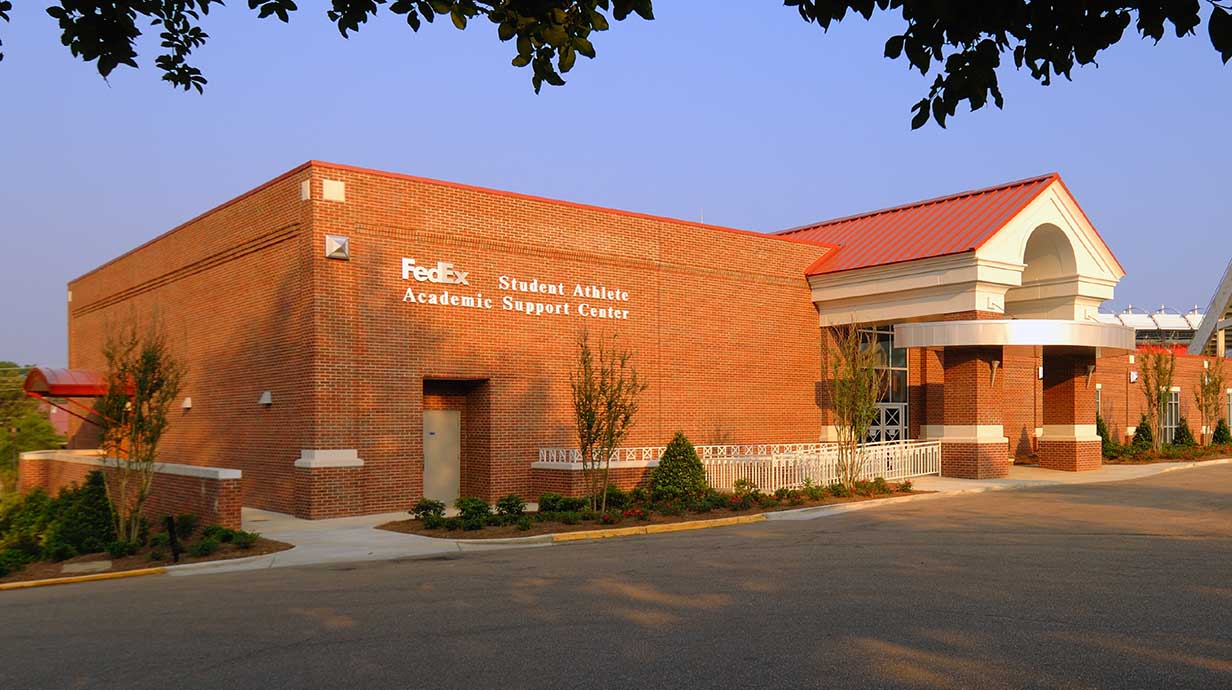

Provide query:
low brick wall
left=531, top=464, right=653, bottom=499
left=18, top=450, right=243, bottom=529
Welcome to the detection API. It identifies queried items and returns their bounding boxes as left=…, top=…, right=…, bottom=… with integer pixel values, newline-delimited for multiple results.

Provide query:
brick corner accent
left=293, top=465, right=367, bottom=519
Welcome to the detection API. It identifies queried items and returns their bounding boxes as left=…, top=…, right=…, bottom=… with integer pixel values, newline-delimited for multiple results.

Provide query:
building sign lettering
left=400, top=257, right=631, bottom=320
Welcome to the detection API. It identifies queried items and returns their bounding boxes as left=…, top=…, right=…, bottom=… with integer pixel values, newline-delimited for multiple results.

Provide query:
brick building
left=21, top=161, right=1231, bottom=520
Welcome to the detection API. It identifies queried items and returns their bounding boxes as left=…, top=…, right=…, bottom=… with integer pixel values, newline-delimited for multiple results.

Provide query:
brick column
left=1039, top=348, right=1101, bottom=471
left=926, top=346, right=1010, bottom=479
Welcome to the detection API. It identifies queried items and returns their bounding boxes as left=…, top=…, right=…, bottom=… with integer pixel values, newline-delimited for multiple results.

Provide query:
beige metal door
left=423, top=410, right=461, bottom=504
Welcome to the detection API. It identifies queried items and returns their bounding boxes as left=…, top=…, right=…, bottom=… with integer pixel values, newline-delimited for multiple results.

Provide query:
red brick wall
left=67, top=167, right=315, bottom=515
left=1095, top=349, right=1228, bottom=443
left=69, top=162, right=830, bottom=517
left=18, top=454, right=241, bottom=529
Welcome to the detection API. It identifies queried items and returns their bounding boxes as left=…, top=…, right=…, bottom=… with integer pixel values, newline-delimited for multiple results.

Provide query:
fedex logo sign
left=401, top=258, right=470, bottom=285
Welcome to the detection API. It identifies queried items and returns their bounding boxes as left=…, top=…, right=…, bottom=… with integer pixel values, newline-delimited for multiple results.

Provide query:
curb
left=767, top=457, right=1232, bottom=521
left=551, top=514, right=767, bottom=542
left=0, top=567, right=166, bottom=591
left=163, top=547, right=298, bottom=575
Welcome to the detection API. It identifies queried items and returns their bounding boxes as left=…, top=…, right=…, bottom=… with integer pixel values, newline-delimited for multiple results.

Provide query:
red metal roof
left=23, top=367, right=107, bottom=397
left=780, top=174, right=1060, bottom=276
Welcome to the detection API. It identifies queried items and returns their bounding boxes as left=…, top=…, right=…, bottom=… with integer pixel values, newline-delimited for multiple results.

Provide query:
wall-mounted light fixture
left=990, top=360, right=1001, bottom=386
left=182, top=397, right=193, bottom=411
left=1130, top=371, right=1139, bottom=384
left=258, top=391, right=273, bottom=407
left=1037, top=365, right=1044, bottom=380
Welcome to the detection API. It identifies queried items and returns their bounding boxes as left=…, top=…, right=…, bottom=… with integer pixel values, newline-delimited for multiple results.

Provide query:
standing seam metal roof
left=779, top=173, right=1061, bottom=276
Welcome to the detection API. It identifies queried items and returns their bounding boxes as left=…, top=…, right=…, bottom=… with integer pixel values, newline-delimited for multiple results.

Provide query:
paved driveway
left=4, top=465, right=1231, bottom=690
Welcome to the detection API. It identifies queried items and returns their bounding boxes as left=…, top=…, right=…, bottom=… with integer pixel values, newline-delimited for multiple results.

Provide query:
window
left=1164, top=389, right=1181, bottom=444
left=1095, top=387, right=1102, bottom=418
left=861, top=327, right=909, bottom=442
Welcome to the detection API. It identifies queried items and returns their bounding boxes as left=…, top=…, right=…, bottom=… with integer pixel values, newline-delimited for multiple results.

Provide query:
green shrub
left=106, top=540, right=139, bottom=558
left=0, top=547, right=36, bottom=577
left=560, top=496, right=589, bottom=512
left=1095, top=414, right=1122, bottom=458
left=628, top=487, right=649, bottom=504
left=1213, top=418, right=1232, bottom=445
left=174, top=514, right=199, bottom=540
left=650, top=432, right=708, bottom=500
left=454, top=497, right=491, bottom=522
left=41, top=471, right=115, bottom=558
left=898, top=479, right=913, bottom=492
left=462, top=517, right=485, bottom=531
left=422, top=515, right=445, bottom=530
left=1132, top=414, right=1154, bottom=451
left=515, top=515, right=532, bottom=531
left=148, top=548, right=166, bottom=562
left=43, top=540, right=78, bottom=562
left=495, top=494, right=526, bottom=519
left=603, top=485, right=628, bottom=510
left=1172, top=417, right=1197, bottom=447
left=231, top=531, right=259, bottom=549
left=732, top=478, right=759, bottom=498
left=537, top=492, right=564, bottom=512
left=802, top=478, right=825, bottom=501
left=411, top=498, right=447, bottom=520
left=188, top=536, right=219, bottom=557
left=0, top=488, right=54, bottom=542
left=560, top=512, right=580, bottom=525
left=828, top=482, right=851, bottom=498
left=726, top=494, right=753, bottom=511
left=149, top=532, right=170, bottom=548
left=202, top=525, right=236, bottom=543
left=443, top=517, right=462, bottom=531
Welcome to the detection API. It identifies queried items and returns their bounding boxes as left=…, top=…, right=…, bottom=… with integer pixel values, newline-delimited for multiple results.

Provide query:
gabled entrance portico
left=791, top=173, right=1135, bottom=479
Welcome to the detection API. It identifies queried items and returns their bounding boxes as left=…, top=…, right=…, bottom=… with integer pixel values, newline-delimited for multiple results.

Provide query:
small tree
left=1172, top=417, right=1197, bottom=448
left=828, top=324, right=888, bottom=491
left=1137, top=345, right=1175, bottom=453
left=650, top=432, right=707, bottom=500
left=1194, top=359, right=1225, bottom=445
left=94, top=319, right=184, bottom=544
left=1131, top=412, right=1154, bottom=453
left=1213, top=418, right=1232, bottom=445
left=569, top=330, right=647, bottom=512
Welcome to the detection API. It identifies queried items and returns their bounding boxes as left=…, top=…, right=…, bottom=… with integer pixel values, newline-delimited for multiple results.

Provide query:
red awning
left=23, top=367, right=107, bottom=397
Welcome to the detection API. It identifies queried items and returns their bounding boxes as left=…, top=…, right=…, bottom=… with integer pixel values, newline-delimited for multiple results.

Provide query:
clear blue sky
left=1, top=3, right=1229, bottom=366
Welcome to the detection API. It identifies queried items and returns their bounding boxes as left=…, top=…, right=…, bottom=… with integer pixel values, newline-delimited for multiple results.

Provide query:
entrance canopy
left=23, top=367, right=107, bottom=397
left=893, top=319, right=1135, bottom=353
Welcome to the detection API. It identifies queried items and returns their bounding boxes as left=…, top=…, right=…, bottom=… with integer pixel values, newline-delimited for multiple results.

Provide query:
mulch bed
left=378, top=488, right=931, bottom=540
left=0, top=537, right=292, bottom=585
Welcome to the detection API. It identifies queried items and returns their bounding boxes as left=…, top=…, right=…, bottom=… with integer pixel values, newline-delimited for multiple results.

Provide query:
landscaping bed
left=1, top=469, right=290, bottom=585
left=0, top=534, right=291, bottom=585
left=378, top=479, right=926, bottom=540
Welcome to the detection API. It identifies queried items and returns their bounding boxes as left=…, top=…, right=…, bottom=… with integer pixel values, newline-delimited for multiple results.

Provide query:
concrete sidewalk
left=165, top=509, right=547, bottom=576
left=166, top=458, right=1229, bottom=576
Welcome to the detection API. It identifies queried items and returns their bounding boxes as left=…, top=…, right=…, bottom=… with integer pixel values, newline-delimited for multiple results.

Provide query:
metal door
left=423, top=410, right=461, bottom=504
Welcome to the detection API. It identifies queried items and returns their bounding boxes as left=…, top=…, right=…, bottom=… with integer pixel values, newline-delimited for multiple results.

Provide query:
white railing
left=536, top=443, right=832, bottom=466
left=535, top=440, right=941, bottom=493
